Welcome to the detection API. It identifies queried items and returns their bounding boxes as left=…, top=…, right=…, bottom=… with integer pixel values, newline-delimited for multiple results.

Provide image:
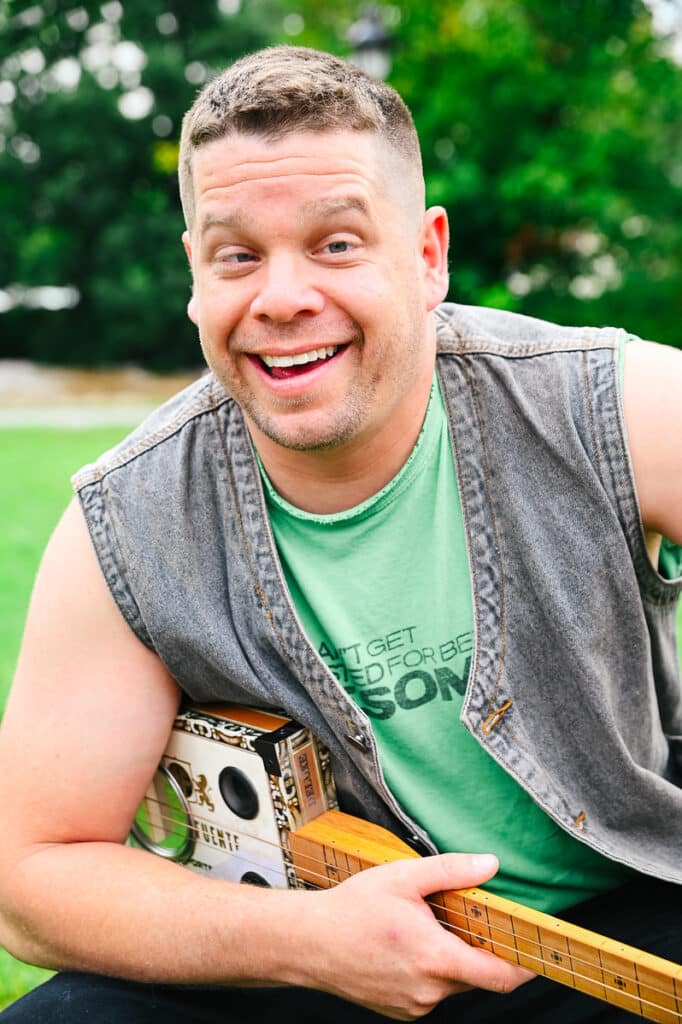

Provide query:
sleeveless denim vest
left=73, top=303, right=682, bottom=882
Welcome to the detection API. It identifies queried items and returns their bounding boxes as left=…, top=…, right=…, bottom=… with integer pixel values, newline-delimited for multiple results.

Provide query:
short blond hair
left=179, top=45, right=422, bottom=231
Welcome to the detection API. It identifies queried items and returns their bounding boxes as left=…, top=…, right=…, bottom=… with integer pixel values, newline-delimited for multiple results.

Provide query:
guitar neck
left=132, top=704, right=681, bottom=1023
left=290, top=809, right=682, bottom=1024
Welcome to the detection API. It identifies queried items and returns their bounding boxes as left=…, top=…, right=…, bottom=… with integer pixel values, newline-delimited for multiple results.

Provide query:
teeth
left=261, top=345, right=338, bottom=368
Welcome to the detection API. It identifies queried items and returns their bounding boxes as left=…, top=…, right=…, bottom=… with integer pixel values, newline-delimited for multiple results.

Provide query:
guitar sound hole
left=240, top=871, right=271, bottom=887
left=218, top=766, right=259, bottom=819
left=167, top=761, right=193, bottom=798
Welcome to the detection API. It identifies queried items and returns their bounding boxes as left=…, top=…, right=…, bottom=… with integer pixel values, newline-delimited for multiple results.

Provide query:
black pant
left=2, top=875, right=680, bottom=1023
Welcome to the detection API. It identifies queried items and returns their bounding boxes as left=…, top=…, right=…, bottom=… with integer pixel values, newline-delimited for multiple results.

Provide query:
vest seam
left=581, top=349, right=605, bottom=490
left=209, top=391, right=286, bottom=656
left=452, top=346, right=509, bottom=724
left=72, top=377, right=231, bottom=489
left=435, top=337, right=619, bottom=358
left=101, top=476, right=154, bottom=649
left=436, top=361, right=480, bottom=713
left=216, top=398, right=379, bottom=751
left=595, top=349, right=682, bottom=605
left=490, top=722, right=588, bottom=828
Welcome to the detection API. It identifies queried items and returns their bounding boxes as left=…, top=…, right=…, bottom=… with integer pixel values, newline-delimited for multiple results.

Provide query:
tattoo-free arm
left=0, top=500, right=530, bottom=1018
left=623, top=339, right=682, bottom=551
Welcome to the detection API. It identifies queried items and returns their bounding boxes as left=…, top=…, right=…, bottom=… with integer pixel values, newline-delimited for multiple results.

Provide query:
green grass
left=0, top=427, right=132, bottom=707
left=0, top=425, right=681, bottom=1010
left=0, top=424, right=134, bottom=1009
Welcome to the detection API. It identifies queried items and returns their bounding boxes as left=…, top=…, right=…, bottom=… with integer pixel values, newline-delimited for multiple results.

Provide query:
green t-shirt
left=261, top=375, right=634, bottom=913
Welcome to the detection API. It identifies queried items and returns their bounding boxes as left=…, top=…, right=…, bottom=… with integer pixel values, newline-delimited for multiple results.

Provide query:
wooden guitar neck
left=132, top=704, right=682, bottom=1023
left=290, top=810, right=682, bottom=1024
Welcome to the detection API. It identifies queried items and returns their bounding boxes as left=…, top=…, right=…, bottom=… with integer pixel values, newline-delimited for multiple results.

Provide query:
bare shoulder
left=623, top=338, right=682, bottom=546
left=0, top=498, right=180, bottom=850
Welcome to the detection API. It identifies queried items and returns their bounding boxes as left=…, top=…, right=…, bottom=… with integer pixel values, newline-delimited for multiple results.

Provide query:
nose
left=249, top=254, right=325, bottom=322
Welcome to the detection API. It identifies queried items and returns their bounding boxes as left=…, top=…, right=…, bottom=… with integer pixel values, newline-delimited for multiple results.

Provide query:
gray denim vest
left=73, top=303, right=682, bottom=882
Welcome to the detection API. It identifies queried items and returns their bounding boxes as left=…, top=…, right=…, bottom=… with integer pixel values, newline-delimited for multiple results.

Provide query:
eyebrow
left=297, top=196, right=371, bottom=221
left=198, top=196, right=371, bottom=238
left=199, top=212, right=250, bottom=237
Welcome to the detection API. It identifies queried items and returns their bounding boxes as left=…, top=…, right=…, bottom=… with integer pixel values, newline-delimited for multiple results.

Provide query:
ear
left=182, top=230, right=199, bottom=325
left=187, top=292, right=199, bottom=325
left=419, top=207, right=449, bottom=311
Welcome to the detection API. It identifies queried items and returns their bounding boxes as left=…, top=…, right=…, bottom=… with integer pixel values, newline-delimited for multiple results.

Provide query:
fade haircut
left=178, top=45, right=423, bottom=232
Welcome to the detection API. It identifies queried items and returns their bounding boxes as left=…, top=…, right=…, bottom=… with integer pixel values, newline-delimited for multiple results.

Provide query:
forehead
left=191, top=130, right=390, bottom=229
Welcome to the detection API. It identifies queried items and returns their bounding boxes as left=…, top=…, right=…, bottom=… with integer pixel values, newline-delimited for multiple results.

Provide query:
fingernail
left=471, top=854, right=498, bottom=874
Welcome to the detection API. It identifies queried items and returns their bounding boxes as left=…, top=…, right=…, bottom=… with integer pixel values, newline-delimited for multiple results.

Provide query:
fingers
left=385, top=853, right=536, bottom=997
left=399, top=851, right=500, bottom=899
left=449, top=938, right=536, bottom=994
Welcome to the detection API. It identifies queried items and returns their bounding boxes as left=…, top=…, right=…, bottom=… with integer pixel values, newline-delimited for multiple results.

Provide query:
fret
left=485, top=902, right=521, bottom=965
left=597, top=941, right=682, bottom=1023
left=321, top=842, right=343, bottom=887
left=289, top=810, right=682, bottom=1023
left=287, top=833, right=325, bottom=888
left=637, top=956, right=682, bottom=1024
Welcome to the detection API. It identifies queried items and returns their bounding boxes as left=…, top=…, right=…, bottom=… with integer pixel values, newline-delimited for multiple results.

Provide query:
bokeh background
left=1, top=0, right=682, bottom=1009
left=2, top=0, right=682, bottom=368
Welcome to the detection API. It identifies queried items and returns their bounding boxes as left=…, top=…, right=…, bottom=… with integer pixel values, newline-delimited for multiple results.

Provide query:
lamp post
left=347, top=5, right=392, bottom=80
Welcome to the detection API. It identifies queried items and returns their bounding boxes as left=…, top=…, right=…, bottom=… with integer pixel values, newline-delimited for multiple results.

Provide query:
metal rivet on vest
left=481, top=700, right=513, bottom=735
left=405, top=834, right=431, bottom=855
left=345, top=728, right=368, bottom=752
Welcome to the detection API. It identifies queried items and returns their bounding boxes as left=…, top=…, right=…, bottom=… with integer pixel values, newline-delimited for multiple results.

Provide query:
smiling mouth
left=257, top=344, right=345, bottom=380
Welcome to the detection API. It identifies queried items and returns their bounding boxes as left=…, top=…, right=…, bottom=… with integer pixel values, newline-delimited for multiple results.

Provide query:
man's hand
left=290, top=852, right=534, bottom=1020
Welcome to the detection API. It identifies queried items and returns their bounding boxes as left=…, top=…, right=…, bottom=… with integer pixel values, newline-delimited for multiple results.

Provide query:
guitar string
left=134, top=798, right=682, bottom=998
left=433, top=919, right=680, bottom=1019
left=134, top=801, right=682, bottom=1008
left=283, top=860, right=682, bottom=1014
left=134, top=811, right=682, bottom=1021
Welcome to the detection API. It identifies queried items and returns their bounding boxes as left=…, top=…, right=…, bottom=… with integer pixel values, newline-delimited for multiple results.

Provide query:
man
left=0, top=45, right=680, bottom=1024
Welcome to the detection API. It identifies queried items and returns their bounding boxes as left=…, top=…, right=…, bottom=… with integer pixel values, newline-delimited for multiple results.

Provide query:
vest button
left=346, top=732, right=368, bottom=752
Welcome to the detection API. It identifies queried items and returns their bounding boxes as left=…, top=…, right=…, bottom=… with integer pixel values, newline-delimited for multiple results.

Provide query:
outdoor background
left=1, top=0, right=682, bottom=1009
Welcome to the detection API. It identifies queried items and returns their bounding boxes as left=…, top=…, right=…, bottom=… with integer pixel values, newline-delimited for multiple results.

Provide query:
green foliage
left=387, top=0, right=682, bottom=343
left=1, top=0, right=682, bottom=366
left=1, top=0, right=281, bottom=369
left=0, top=949, right=51, bottom=1013
left=271, top=0, right=682, bottom=344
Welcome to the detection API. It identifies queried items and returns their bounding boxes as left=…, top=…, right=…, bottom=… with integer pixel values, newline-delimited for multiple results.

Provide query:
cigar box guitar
left=130, top=704, right=682, bottom=1023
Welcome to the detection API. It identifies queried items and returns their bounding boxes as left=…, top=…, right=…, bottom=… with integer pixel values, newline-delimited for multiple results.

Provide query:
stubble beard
left=214, top=322, right=377, bottom=453
left=239, top=360, right=377, bottom=453
left=206, top=314, right=427, bottom=454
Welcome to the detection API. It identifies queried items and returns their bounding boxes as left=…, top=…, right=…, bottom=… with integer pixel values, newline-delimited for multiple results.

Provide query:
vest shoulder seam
left=433, top=303, right=625, bottom=356
left=435, top=330, right=623, bottom=358
left=72, top=376, right=233, bottom=489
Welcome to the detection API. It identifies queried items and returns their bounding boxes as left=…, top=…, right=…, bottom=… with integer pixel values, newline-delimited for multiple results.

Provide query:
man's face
left=183, top=130, right=448, bottom=457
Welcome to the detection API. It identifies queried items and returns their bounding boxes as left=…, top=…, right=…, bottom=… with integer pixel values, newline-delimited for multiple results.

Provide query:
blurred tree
left=1, top=0, right=681, bottom=368
left=285, top=0, right=682, bottom=347
left=0, top=0, right=280, bottom=369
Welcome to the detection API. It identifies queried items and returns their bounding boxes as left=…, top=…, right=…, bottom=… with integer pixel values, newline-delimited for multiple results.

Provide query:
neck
left=249, top=364, right=435, bottom=515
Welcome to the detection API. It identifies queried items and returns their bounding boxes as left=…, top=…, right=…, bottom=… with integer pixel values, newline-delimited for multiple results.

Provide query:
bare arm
left=623, top=339, right=682, bottom=553
left=0, top=499, right=530, bottom=1019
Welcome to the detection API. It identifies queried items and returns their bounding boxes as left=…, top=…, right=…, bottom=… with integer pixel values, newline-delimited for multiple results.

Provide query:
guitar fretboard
left=290, top=810, right=682, bottom=1024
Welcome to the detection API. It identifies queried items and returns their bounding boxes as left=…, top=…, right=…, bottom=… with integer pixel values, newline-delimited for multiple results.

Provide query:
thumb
left=410, top=852, right=499, bottom=898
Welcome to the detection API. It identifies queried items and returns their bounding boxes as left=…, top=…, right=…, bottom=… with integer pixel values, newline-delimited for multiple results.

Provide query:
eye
left=223, top=251, right=257, bottom=264
left=317, top=237, right=359, bottom=258
left=325, top=240, right=351, bottom=254
left=211, top=248, right=259, bottom=273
